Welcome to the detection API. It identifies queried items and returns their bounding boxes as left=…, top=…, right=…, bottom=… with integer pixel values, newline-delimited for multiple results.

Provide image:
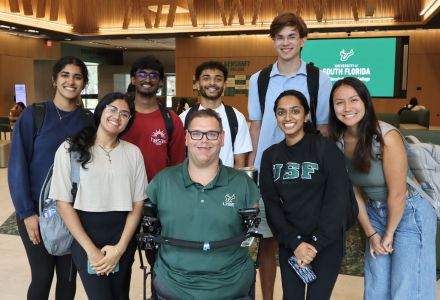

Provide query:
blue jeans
left=364, top=192, right=437, bottom=300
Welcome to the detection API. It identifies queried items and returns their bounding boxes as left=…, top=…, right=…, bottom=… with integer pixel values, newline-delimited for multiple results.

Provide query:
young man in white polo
left=180, top=61, right=252, bottom=169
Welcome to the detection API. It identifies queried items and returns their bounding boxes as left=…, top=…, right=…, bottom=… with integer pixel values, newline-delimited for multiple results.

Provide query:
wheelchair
left=136, top=199, right=262, bottom=300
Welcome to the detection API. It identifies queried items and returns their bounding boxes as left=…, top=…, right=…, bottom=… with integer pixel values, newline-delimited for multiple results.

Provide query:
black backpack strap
left=158, top=105, right=175, bottom=163
left=224, top=105, right=238, bottom=152
left=32, top=102, right=46, bottom=137
left=183, top=104, right=200, bottom=129
left=257, top=64, right=273, bottom=117
left=158, top=104, right=174, bottom=142
left=306, top=63, right=320, bottom=129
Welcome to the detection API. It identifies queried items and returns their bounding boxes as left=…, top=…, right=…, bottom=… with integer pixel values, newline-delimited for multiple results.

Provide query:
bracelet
left=367, top=231, right=378, bottom=239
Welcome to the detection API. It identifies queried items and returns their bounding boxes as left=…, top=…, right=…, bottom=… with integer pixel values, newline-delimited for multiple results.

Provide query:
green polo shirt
left=147, top=158, right=260, bottom=300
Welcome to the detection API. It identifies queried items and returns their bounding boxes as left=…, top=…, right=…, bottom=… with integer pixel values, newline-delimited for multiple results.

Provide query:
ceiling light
left=148, top=5, right=189, bottom=14
left=202, top=24, right=223, bottom=27
left=100, top=27, right=145, bottom=31
left=25, top=29, right=39, bottom=33
left=324, top=17, right=394, bottom=23
left=420, top=0, right=438, bottom=16
left=0, top=12, right=73, bottom=29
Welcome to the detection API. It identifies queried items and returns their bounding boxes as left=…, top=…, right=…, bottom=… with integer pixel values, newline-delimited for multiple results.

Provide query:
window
left=165, top=74, right=176, bottom=107
left=82, top=62, right=99, bottom=109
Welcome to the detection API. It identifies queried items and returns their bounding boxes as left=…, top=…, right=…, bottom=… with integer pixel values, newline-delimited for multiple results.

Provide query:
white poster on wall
left=15, top=84, right=27, bottom=106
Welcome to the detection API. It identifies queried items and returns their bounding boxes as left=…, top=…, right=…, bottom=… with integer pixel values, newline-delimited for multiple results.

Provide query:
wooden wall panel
left=0, top=56, right=35, bottom=115
left=34, top=60, right=56, bottom=103
left=176, top=30, right=440, bottom=125
left=0, top=33, right=60, bottom=115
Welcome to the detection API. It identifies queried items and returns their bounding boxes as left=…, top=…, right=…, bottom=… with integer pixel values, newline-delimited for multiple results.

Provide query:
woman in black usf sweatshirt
left=259, top=90, right=351, bottom=300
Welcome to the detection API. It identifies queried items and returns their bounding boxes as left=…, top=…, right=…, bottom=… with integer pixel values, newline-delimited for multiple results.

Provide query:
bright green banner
left=302, top=37, right=397, bottom=97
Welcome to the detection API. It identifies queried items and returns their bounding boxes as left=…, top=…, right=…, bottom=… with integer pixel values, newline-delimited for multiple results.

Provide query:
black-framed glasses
left=105, top=104, right=131, bottom=121
left=135, top=71, right=160, bottom=81
left=188, top=130, right=221, bottom=140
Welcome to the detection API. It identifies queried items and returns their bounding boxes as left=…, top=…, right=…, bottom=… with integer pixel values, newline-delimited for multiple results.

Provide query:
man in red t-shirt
left=123, top=56, right=186, bottom=181
left=122, top=56, right=185, bottom=299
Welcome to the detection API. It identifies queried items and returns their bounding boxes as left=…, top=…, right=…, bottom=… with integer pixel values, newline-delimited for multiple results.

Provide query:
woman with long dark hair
left=8, top=56, right=94, bottom=299
left=259, top=90, right=351, bottom=299
left=329, top=77, right=436, bottom=299
left=49, top=92, right=146, bottom=299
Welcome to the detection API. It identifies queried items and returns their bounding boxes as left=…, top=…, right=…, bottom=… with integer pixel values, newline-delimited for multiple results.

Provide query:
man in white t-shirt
left=180, top=61, right=252, bottom=168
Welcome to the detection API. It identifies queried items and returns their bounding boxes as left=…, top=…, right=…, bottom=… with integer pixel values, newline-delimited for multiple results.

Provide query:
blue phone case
left=87, top=261, right=119, bottom=275
left=287, top=256, right=317, bottom=284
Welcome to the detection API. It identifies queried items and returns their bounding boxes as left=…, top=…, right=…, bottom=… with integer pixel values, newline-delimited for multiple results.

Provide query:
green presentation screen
left=302, top=37, right=408, bottom=98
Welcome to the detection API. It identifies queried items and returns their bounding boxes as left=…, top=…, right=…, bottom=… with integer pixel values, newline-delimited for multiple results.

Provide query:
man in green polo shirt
left=147, top=109, right=260, bottom=300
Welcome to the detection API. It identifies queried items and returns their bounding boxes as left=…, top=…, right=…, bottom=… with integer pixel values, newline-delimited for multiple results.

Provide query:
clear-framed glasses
left=105, top=104, right=131, bottom=121
left=135, top=71, right=160, bottom=81
left=273, top=34, right=300, bottom=43
left=188, top=130, right=221, bottom=140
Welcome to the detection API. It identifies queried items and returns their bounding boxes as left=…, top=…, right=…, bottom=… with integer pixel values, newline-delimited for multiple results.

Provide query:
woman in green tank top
left=328, top=77, right=436, bottom=300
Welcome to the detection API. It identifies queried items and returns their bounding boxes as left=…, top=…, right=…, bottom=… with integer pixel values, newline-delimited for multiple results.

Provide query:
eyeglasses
left=105, top=104, right=132, bottom=121
left=273, top=34, right=300, bottom=43
left=135, top=71, right=160, bottom=81
left=188, top=130, right=221, bottom=140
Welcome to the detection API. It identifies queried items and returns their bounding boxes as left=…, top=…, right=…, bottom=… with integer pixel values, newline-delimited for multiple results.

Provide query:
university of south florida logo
left=223, top=193, right=236, bottom=207
left=340, top=49, right=354, bottom=61
left=273, top=162, right=319, bottom=181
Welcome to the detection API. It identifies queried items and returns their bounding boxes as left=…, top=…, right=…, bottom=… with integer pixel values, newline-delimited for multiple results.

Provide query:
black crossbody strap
left=150, top=233, right=252, bottom=251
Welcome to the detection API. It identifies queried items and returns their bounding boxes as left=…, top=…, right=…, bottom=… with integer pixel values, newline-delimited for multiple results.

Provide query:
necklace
left=97, top=141, right=119, bottom=163
left=55, top=106, right=73, bottom=120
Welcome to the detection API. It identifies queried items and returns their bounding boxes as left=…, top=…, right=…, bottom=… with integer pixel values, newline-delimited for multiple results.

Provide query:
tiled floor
left=0, top=167, right=438, bottom=299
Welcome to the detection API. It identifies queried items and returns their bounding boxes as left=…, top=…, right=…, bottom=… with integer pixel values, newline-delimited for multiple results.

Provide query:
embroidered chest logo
left=273, top=162, right=319, bottom=182
left=150, top=129, right=167, bottom=146
left=223, top=193, right=236, bottom=207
